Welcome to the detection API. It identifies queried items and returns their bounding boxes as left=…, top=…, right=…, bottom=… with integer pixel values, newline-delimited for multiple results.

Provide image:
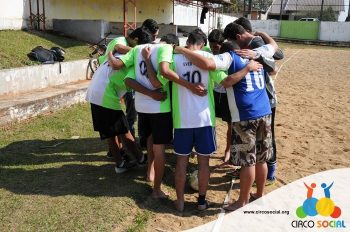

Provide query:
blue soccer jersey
left=213, top=50, right=271, bottom=122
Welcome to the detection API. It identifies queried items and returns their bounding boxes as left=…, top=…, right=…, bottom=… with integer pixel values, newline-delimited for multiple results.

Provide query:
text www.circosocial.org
left=243, top=210, right=290, bottom=215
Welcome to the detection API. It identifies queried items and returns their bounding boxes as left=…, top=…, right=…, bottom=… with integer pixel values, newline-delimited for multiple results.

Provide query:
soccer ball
left=189, top=170, right=199, bottom=191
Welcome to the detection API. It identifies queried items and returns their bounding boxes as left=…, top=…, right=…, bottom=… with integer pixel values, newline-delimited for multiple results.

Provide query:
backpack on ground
left=50, top=47, right=65, bottom=62
left=27, top=46, right=55, bottom=64
left=27, top=46, right=65, bottom=64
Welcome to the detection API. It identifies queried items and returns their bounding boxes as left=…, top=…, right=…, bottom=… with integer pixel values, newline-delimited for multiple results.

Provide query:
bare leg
left=146, top=135, right=155, bottom=182
left=197, top=155, right=210, bottom=197
left=116, top=135, right=123, bottom=150
left=151, top=144, right=168, bottom=198
left=251, top=162, right=267, bottom=199
left=121, top=131, right=143, bottom=161
left=224, top=166, right=255, bottom=211
left=175, top=155, right=189, bottom=212
left=107, top=137, right=122, bottom=165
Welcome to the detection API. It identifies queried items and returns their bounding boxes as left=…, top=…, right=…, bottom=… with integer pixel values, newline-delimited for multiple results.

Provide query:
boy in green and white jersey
left=109, top=34, right=188, bottom=198
left=168, top=30, right=262, bottom=212
left=98, top=37, right=128, bottom=65
left=86, top=27, right=153, bottom=174
left=100, top=19, right=159, bottom=139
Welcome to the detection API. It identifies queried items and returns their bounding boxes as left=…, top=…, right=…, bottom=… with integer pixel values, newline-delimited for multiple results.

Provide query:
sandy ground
left=141, top=47, right=350, bottom=232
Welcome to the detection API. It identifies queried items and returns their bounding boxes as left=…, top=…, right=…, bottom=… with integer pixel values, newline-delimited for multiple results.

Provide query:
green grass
left=127, top=211, right=151, bottom=232
left=0, top=103, right=161, bottom=231
left=0, top=30, right=90, bottom=69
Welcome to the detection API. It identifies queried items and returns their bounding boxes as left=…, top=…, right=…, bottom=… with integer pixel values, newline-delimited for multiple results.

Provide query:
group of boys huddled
left=86, top=17, right=283, bottom=212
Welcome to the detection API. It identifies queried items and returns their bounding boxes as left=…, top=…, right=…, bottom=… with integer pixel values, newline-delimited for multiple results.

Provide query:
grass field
left=0, top=30, right=90, bottom=69
left=0, top=103, right=195, bottom=231
left=0, top=104, right=156, bottom=231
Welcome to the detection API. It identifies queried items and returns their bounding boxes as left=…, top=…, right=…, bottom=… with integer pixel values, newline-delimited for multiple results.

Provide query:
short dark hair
left=223, top=23, right=246, bottom=41
left=142, top=19, right=159, bottom=34
left=208, top=29, right=224, bottom=44
left=192, top=28, right=207, bottom=46
left=219, top=41, right=240, bottom=53
left=160, top=33, right=179, bottom=46
left=187, top=29, right=207, bottom=46
left=129, top=27, right=153, bottom=44
left=234, top=17, right=252, bottom=32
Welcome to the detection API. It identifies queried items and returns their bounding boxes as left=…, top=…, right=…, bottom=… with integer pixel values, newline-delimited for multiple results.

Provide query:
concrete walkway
left=0, top=80, right=89, bottom=125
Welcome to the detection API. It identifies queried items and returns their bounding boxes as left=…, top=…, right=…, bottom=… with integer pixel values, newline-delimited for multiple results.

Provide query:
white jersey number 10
left=183, top=70, right=202, bottom=84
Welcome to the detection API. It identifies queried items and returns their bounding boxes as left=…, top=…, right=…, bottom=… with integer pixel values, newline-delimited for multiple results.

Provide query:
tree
left=223, top=0, right=273, bottom=14
left=321, top=6, right=337, bottom=21
left=296, top=7, right=337, bottom=21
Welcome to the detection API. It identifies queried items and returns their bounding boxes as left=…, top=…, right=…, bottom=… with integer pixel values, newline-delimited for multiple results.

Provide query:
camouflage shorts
left=230, top=114, right=273, bottom=167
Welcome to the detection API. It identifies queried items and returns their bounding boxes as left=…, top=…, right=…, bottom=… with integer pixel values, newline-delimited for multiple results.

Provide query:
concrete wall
left=0, top=59, right=89, bottom=95
left=0, top=0, right=173, bottom=30
left=174, top=3, right=206, bottom=31
left=251, top=20, right=280, bottom=37
left=220, top=14, right=237, bottom=29
left=158, top=24, right=177, bottom=37
left=174, top=3, right=237, bottom=34
left=1, top=0, right=237, bottom=36
left=0, top=0, right=30, bottom=29
left=319, top=22, right=350, bottom=42
left=53, top=19, right=106, bottom=43
left=0, top=82, right=88, bottom=125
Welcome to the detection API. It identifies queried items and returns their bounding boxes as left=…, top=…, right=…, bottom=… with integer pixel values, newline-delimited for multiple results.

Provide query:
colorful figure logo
left=296, top=182, right=342, bottom=219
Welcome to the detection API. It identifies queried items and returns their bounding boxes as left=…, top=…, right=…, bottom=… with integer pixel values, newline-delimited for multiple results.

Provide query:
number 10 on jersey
left=183, top=70, right=202, bottom=84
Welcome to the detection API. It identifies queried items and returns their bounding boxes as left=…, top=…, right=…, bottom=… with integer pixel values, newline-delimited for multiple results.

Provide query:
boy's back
left=172, top=50, right=226, bottom=128
left=214, top=51, right=271, bottom=122
left=122, top=43, right=172, bottom=113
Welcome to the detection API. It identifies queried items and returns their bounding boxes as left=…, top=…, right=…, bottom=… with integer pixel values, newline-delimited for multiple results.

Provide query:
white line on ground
left=273, top=50, right=301, bottom=81
left=212, top=177, right=236, bottom=232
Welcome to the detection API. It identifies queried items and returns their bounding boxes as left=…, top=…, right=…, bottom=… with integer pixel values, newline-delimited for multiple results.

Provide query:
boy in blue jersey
left=174, top=23, right=278, bottom=211
left=234, top=17, right=284, bottom=185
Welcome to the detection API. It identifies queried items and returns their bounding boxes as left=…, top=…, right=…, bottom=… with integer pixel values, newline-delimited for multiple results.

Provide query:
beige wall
left=0, top=0, right=237, bottom=33
left=47, top=0, right=173, bottom=24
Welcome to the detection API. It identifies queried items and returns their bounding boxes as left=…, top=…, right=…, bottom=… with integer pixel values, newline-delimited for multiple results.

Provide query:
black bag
left=27, top=46, right=55, bottom=64
left=27, top=46, right=65, bottom=63
left=50, top=47, right=65, bottom=62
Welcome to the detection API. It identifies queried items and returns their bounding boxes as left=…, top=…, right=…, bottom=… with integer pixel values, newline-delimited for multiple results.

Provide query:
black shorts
left=138, top=112, right=173, bottom=144
left=214, top=91, right=231, bottom=123
left=91, top=104, right=129, bottom=140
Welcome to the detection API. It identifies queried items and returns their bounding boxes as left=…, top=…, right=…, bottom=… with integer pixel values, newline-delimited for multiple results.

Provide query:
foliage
left=296, top=6, right=337, bottom=21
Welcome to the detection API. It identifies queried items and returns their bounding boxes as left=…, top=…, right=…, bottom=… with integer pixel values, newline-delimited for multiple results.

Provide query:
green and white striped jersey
left=86, top=53, right=128, bottom=110
left=121, top=44, right=173, bottom=113
left=172, top=50, right=227, bottom=128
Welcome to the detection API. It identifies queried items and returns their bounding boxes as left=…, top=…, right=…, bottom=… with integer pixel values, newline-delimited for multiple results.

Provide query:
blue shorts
left=174, top=126, right=217, bottom=156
